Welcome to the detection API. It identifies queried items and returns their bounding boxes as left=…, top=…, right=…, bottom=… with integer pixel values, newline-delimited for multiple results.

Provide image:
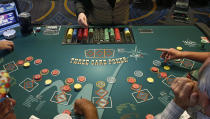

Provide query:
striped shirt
left=155, top=100, right=210, bottom=119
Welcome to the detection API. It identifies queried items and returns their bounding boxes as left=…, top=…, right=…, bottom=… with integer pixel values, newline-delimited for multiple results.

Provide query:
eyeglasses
left=0, top=98, right=15, bottom=119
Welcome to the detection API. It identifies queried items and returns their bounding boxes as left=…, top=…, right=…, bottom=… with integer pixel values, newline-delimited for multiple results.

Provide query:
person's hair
left=199, top=64, right=210, bottom=98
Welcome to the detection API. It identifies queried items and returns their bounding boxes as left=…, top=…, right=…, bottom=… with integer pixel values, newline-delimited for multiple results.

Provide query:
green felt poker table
left=0, top=25, right=209, bottom=119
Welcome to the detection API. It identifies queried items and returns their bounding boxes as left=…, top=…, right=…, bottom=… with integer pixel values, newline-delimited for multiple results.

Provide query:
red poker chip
left=127, top=77, right=136, bottom=84
left=151, top=67, right=159, bottom=72
left=41, top=69, right=49, bottom=74
left=131, top=83, right=140, bottom=89
left=145, top=114, right=154, bottom=119
left=63, top=109, right=71, bottom=115
left=62, top=85, right=71, bottom=92
left=25, top=56, right=34, bottom=62
left=66, top=78, right=74, bottom=84
left=77, top=76, right=86, bottom=82
left=17, top=60, right=25, bottom=65
left=34, top=74, right=42, bottom=80
left=160, top=72, right=167, bottom=78
left=51, top=69, right=60, bottom=76
left=34, top=59, right=42, bottom=64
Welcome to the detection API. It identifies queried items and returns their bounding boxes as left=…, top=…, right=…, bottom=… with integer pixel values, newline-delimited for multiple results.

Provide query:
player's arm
left=74, top=98, right=98, bottom=119
left=156, top=48, right=210, bottom=62
left=155, top=100, right=184, bottom=119
left=181, top=51, right=210, bottom=62
left=74, top=0, right=86, bottom=17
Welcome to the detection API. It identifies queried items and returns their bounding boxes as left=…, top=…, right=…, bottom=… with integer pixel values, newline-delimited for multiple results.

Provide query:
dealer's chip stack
left=109, top=28, right=115, bottom=42
left=63, top=27, right=135, bottom=44
left=83, top=28, right=88, bottom=44
left=89, top=28, right=94, bottom=43
left=77, top=28, right=83, bottom=43
left=66, top=28, right=73, bottom=43
left=72, top=29, right=77, bottom=43
left=104, top=28, right=109, bottom=42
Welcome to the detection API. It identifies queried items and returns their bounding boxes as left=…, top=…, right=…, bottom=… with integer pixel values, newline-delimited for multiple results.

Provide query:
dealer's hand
left=0, top=40, right=14, bottom=51
left=171, top=77, right=199, bottom=109
left=74, top=98, right=98, bottom=119
left=156, top=48, right=182, bottom=62
left=78, top=13, right=88, bottom=27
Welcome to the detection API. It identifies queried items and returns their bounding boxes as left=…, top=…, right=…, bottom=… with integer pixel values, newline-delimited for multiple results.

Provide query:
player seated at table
left=74, top=0, right=133, bottom=27
left=156, top=48, right=210, bottom=62
left=0, top=40, right=14, bottom=51
left=155, top=57, right=210, bottom=119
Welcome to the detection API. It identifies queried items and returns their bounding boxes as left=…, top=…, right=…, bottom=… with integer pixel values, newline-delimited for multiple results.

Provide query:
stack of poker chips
left=0, top=70, right=11, bottom=103
left=64, top=27, right=134, bottom=44
left=200, top=38, right=209, bottom=50
left=3, top=29, right=16, bottom=40
left=66, top=28, right=73, bottom=43
left=114, top=28, right=121, bottom=42
left=19, top=12, right=33, bottom=35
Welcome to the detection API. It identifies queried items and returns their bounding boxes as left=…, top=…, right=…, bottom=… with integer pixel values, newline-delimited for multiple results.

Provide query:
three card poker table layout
left=0, top=25, right=209, bottom=119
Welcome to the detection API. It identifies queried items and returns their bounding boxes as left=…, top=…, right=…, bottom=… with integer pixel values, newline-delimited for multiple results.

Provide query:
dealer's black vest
left=88, top=0, right=129, bottom=25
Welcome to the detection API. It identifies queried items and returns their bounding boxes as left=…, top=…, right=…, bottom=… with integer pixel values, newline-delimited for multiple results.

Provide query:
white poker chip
left=29, top=115, right=40, bottom=119
left=153, top=60, right=161, bottom=67
left=107, top=76, right=116, bottom=83
left=53, top=114, right=72, bottom=119
left=3, top=29, right=16, bottom=40
left=134, top=70, right=143, bottom=78
left=36, top=27, right=41, bottom=30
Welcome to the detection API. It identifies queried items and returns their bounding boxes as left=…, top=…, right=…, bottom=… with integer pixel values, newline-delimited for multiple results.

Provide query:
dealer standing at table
left=74, top=0, right=133, bottom=27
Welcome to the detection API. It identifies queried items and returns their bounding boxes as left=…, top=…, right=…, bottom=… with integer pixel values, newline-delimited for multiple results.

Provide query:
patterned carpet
left=12, top=0, right=210, bottom=26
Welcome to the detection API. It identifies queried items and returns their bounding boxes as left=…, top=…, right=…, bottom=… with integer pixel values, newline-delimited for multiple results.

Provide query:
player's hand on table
left=78, top=13, right=88, bottom=27
left=171, top=77, right=199, bottom=109
left=0, top=40, right=14, bottom=51
left=156, top=48, right=182, bottom=62
left=74, top=98, right=98, bottom=119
